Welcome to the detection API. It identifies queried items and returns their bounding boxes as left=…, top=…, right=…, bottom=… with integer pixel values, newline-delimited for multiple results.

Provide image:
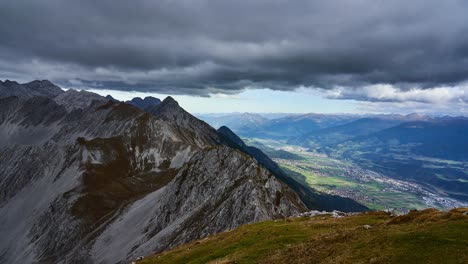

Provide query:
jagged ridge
left=0, top=80, right=308, bottom=264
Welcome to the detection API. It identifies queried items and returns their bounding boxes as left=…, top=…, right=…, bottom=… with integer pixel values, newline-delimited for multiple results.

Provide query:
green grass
left=281, top=164, right=358, bottom=190
left=138, top=208, right=468, bottom=264
left=278, top=159, right=426, bottom=210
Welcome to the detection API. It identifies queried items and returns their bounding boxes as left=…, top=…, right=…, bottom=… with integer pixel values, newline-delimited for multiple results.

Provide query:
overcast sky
left=1, top=0, right=467, bottom=114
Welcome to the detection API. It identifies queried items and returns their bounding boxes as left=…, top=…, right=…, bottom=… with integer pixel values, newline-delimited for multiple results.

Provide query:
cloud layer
left=1, top=0, right=468, bottom=102
left=324, top=84, right=468, bottom=104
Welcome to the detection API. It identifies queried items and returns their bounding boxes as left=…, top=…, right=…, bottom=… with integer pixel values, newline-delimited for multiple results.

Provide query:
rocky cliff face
left=91, top=146, right=306, bottom=263
left=0, top=80, right=306, bottom=263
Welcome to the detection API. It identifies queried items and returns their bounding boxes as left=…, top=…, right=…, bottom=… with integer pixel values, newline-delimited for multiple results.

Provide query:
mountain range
left=0, top=80, right=366, bottom=263
left=198, top=112, right=439, bottom=140
left=326, top=118, right=468, bottom=201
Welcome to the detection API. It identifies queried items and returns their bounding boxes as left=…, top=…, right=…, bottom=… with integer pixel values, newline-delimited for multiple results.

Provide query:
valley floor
left=245, top=138, right=468, bottom=211
left=137, top=208, right=468, bottom=264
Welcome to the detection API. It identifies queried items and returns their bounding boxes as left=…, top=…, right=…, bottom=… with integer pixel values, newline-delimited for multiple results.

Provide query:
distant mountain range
left=196, top=113, right=270, bottom=131
left=248, top=113, right=358, bottom=139
left=198, top=112, right=442, bottom=139
left=288, top=117, right=404, bottom=147
left=347, top=118, right=468, bottom=161
left=0, top=80, right=366, bottom=263
left=325, top=118, right=468, bottom=201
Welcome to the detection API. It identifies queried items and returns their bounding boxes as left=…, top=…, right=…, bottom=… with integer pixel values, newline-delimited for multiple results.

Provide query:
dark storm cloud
left=1, top=0, right=468, bottom=97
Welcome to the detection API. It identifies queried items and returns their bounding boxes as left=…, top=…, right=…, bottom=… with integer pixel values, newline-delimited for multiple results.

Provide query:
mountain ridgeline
left=0, top=80, right=368, bottom=264
left=126, top=96, right=162, bottom=110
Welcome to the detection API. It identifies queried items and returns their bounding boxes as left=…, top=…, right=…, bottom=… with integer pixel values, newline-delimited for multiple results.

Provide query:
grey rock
left=147, top=96, right=222, bottom=148
left=91, top=146, right=305, bottom=263
left=54, top=89, right=108, bottom=111
left=0, top=79, right=63, bottom=98
left=0, top=83, right=307, bottom=264
left=296, top=210, right=355, bottom=218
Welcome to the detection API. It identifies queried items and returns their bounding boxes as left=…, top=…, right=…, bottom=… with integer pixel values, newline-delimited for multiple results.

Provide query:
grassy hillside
left=138, top=208, right=468, bottom=264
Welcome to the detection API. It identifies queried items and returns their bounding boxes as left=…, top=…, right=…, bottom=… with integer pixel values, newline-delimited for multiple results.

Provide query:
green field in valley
left=244, top=138, right=464, bottom=211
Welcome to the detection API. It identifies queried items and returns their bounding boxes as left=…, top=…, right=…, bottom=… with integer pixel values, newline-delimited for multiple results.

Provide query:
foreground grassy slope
left=138, top=208, right=468, bottom=264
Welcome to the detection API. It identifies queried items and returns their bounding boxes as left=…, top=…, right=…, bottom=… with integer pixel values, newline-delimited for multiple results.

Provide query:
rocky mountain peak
left=23, top=80, right=63, bottom=97
left=148, top=96, right=185, bottom=118
left=162, top=95, right=177, bottom=104
left=105, top=94, right=119, bottom=102
left=157, top=96, right=179, bottom=109
left=24, top=79, right=57, bottom=88
left=126, top=96, right=161, bottom=110
left=54, top=89, right=107, bottom=111
left=0, top=79, right=63, bottom=98
left=145, top=96, right=182, bottom=119
left=1, top=79, right=20, bottom=86
left=145, top=96, right=222, bottom=147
